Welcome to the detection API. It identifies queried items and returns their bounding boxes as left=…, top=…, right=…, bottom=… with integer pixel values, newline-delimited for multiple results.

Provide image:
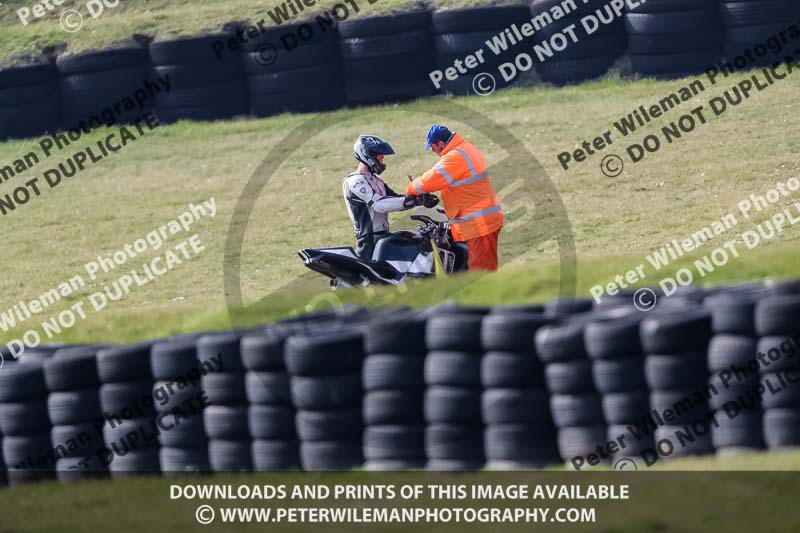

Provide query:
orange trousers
left=466, top=229, right=500, bottom=272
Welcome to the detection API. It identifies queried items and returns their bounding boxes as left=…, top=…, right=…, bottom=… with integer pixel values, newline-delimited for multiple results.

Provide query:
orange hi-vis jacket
left=406, top=133, right=504, bottom=242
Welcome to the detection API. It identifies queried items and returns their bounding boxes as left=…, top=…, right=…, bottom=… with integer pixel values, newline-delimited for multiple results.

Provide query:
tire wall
left=2, top=283, right=800, bottom=480
left=149, top=33, right=249, bottom=124
left=339, top=11, right=435, bottom=106
left=148, top=338, right=204, bottom=477
left=244, top=327, right=301, bottom=471
left=362, top=313, right=428, bottom=471
left=56, top=48, right=151, bottom=130
left=585, top=313, right=652, bottom=465
left=0, top=64, right=59, bottom=141
left=432, top=5, right=531, bottom=94
left=424, top=311, right=488, bottom=471
left=481, top=310, right=560, bottom=469
left=2, top=3, right=793, bottom=140
left=704, top=289, right=765, bottom=453
left=243, top=21, right=344, bottom=117
left=537, top=313, right=608, bottom=464
left=285, top=325, right=366, bottom=471
left=532, top=0, right=627, bottom=86
left=625, top=0, right=724, bottom=79
left=720, top=0, right=800, bottom=67
left=755, top=292, right=800, bottom=450
left=0, top=358, right=53, bottom=486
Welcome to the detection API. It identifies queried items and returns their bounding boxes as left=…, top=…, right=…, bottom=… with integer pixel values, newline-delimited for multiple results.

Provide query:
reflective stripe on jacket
left=406, top=133, right=503, bottom=241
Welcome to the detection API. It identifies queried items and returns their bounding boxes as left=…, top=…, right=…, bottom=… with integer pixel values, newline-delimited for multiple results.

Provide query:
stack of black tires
left=201, top=332, right=251, bottom=473
left=0, top=362, right=53, bottom=485
left=362, top=313, right=428, bottom=470
left=0, top=409, right=4, bottom=487
left=16, top=344, right=64, bottom=364
left=537, top=316, right=607, bottom=466
left=338, top=12, right=434, bottom=106
left=243, top=327, right=300, bottom=471
left=642, top=309, right=715, bottom=460
left=481, top=312, right=560, bottom=469
left=424, top=312, right=487, bottom=471
left=0, top=351, right=6, bottom=487
left=704, top=287, right=767, bottom=453
left=244, top=21, right=344, bottom=117
left=585, top=313, right=653, bottom=465
left=97, top=343, right=156, bottom=476
left=432, top=5, right=530, bottom=95
left=149, top=338, right=208, bottom=474
left=286, top=329, right=365, bottom=471
left=149, top=34, right=248, bottom=123
left=8, top=282, right=800, bottom=481
left=720, top=0, right=800, bottom=67
left=625, top=0, right=722, bottom=78
left=98, top=341, right=166, bottom=477
left=56, top=47, right=150, bottom=130
left=544, top=297, right=594, bottom=319
left=532, top=0, right=627, bottom=85
left=0, top=64, right=59, bottom=141
left=756, top=294, right=800, bottom=449
left=45, top=346, right=109, bottom=482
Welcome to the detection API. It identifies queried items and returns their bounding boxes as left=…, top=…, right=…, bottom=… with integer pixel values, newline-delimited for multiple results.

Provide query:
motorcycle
left=298, top=207, right=469, bottom=289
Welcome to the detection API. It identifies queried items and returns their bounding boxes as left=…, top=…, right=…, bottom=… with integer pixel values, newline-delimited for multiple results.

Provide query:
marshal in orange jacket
left=406, top=133, right=503, bottom=242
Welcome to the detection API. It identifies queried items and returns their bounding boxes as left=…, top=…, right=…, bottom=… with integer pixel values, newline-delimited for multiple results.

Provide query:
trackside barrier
left=3, top=281, right=800, bottom=483
left=6, top=3, right=796, bottom=140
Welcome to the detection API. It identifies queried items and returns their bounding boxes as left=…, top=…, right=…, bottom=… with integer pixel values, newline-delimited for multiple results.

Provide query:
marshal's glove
left=421, top=194, right=439, bottom=208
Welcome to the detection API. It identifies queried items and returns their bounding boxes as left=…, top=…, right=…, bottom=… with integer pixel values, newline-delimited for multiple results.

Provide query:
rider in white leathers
left=343, top=135, right=437, bottom=259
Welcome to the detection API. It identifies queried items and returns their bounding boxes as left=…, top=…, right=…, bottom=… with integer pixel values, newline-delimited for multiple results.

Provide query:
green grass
left=2, top=3, right=800, bottom=523
left=1, top=1, right=794, bottom=342
left=0, top=68, right=798, bottom=344
left=0, top=0, right=523, bottom=63
left=2, top=0, right=800, bottom=505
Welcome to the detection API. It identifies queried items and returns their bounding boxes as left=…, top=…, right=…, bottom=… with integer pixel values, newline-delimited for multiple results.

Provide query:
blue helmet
left=424, top=124, right=453, bottom=151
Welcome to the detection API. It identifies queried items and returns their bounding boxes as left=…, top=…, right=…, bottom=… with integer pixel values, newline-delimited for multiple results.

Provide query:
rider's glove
left=421, top=194, right=439, bottom=208
left=403, top=195, right=425, bottom=209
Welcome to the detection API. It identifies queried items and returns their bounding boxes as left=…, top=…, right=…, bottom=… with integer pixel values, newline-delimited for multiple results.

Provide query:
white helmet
left=354, top=135, right=395, bottom=175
